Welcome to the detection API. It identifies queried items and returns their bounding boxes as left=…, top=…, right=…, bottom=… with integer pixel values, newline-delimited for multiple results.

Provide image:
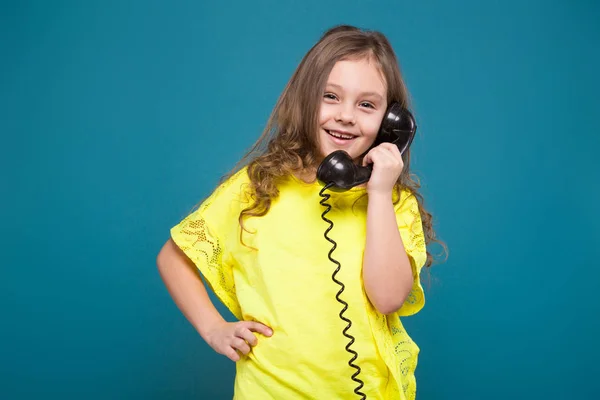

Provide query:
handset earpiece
left=317, top=103, right=416, bottom=190
left=371, top=102, right=416, bottom=154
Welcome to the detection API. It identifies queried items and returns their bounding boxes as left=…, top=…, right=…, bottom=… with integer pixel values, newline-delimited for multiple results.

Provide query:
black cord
left=319, top=183, right=367, bottom=400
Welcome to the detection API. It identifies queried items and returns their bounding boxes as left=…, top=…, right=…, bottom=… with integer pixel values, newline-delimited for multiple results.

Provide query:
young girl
left=157, top=25, right=444, bottom=400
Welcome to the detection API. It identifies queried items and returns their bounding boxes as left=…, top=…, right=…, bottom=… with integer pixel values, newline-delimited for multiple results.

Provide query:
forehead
left=326, top=58, right=387, bottom=95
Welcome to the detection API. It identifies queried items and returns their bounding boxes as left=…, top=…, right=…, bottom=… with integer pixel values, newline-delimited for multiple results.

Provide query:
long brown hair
left=222, top=25, right=446, bottom=267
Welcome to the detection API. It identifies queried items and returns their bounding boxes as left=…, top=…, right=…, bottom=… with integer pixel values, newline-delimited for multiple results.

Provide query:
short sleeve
left=395, top=189, right=428, bottom=317
left=169, top=168, right=250, bottom=320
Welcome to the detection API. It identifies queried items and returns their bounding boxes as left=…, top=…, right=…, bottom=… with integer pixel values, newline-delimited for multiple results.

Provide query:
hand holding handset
left=316, top=102, right=416, bottom=399
left=316, top=102, right=417, bottom=190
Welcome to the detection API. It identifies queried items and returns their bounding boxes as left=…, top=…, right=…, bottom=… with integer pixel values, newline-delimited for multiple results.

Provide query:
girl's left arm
left=362, top=142, right=414, bottom=315
left=363, top=191, right=413, bottom=315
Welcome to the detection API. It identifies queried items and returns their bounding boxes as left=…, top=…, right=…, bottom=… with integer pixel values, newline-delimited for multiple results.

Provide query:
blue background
left=2, top=1, right=599, bottom=399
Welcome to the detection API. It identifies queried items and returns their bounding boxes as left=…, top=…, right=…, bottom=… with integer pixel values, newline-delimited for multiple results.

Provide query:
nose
left=335, top=103, right=356, bottom=125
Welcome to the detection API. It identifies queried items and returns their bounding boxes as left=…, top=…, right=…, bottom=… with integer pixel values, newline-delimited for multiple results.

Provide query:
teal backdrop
left=2, top=1, right=599, bottom=399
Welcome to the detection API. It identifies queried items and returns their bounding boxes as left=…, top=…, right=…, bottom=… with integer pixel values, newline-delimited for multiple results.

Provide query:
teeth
left=327, top=130, right=354, bottom=139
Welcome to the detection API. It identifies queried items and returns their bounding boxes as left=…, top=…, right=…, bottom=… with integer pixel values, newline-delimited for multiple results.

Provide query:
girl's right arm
left=156, top=238, right=273, bottom=361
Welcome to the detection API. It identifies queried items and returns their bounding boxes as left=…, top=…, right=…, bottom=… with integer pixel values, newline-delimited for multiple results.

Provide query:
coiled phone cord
left=319, top=183, right=367, bottom=400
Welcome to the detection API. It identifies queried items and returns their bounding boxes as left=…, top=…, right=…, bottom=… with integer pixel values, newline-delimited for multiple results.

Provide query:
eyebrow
left=326, top=83, right=385, bottom=101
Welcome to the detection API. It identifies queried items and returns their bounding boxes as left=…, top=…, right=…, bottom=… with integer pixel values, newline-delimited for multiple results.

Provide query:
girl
left=157, top=25, right=444, bottom=400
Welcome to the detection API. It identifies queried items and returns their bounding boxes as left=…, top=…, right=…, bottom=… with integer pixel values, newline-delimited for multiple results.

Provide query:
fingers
left=363, top=143, right=402, bottom=167
left=244, top=321, right=273, bottom=337
left=232, top=337, right=251, bottom=355
left=362, top=147, right=384, bottom=166
left=235, top=325, right=259, bottom=346
left=234, top=321, right=273, bottom=348
left=224, top=346, right=240, bottom=362
left=376, top=142, right=402, bottom=160
left=224, top=321, right=273, bottom=362
left=362, top=150, right=373, bottom=166
left=211, top=321, right=273, bottom=362
left=383, top=142, right=403, bottom=159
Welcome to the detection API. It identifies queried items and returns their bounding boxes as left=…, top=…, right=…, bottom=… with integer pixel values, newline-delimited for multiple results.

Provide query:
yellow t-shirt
left=170, top=167, right=427, bottom=400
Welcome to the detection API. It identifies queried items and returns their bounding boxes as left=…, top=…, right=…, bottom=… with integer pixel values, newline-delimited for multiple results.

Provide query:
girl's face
left=318, top=58, right=388, bottom=160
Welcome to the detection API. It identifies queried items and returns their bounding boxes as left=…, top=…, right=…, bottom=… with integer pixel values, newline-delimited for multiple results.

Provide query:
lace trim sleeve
left=396, top=190, right=427, bottom=317
left=170, top=210, right=242, bottom=320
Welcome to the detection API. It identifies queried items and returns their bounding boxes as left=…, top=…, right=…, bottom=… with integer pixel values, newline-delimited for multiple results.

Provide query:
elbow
left=156, top=238, right=176, bottom=272
left=156, top=244, right=167, bottom=270
left=372, top=283, right=413, bottom=316
left=375, top=305, right=397, bottom=316
left=156, top=250, right=168, bottom=276
left=156, top=251, right=165, bottom=271
left=157, top=238, right=195, bottom=276
left=374, top=299, right=404, bottom=316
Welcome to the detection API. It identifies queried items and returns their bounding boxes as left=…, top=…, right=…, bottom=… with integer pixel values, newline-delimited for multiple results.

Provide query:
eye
left=359, top=101, right=375, bottom=109
left=323, top=92, right=338, bottom=101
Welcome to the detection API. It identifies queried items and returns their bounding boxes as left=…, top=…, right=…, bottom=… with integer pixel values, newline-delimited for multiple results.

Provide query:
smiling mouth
left=325, top=129, right=357, bottom=140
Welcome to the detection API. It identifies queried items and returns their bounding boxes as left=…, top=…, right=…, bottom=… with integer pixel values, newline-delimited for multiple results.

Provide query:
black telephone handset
left=316, top=103, right=416, bottom=399
left=316, top=102, right=417, bottom=190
